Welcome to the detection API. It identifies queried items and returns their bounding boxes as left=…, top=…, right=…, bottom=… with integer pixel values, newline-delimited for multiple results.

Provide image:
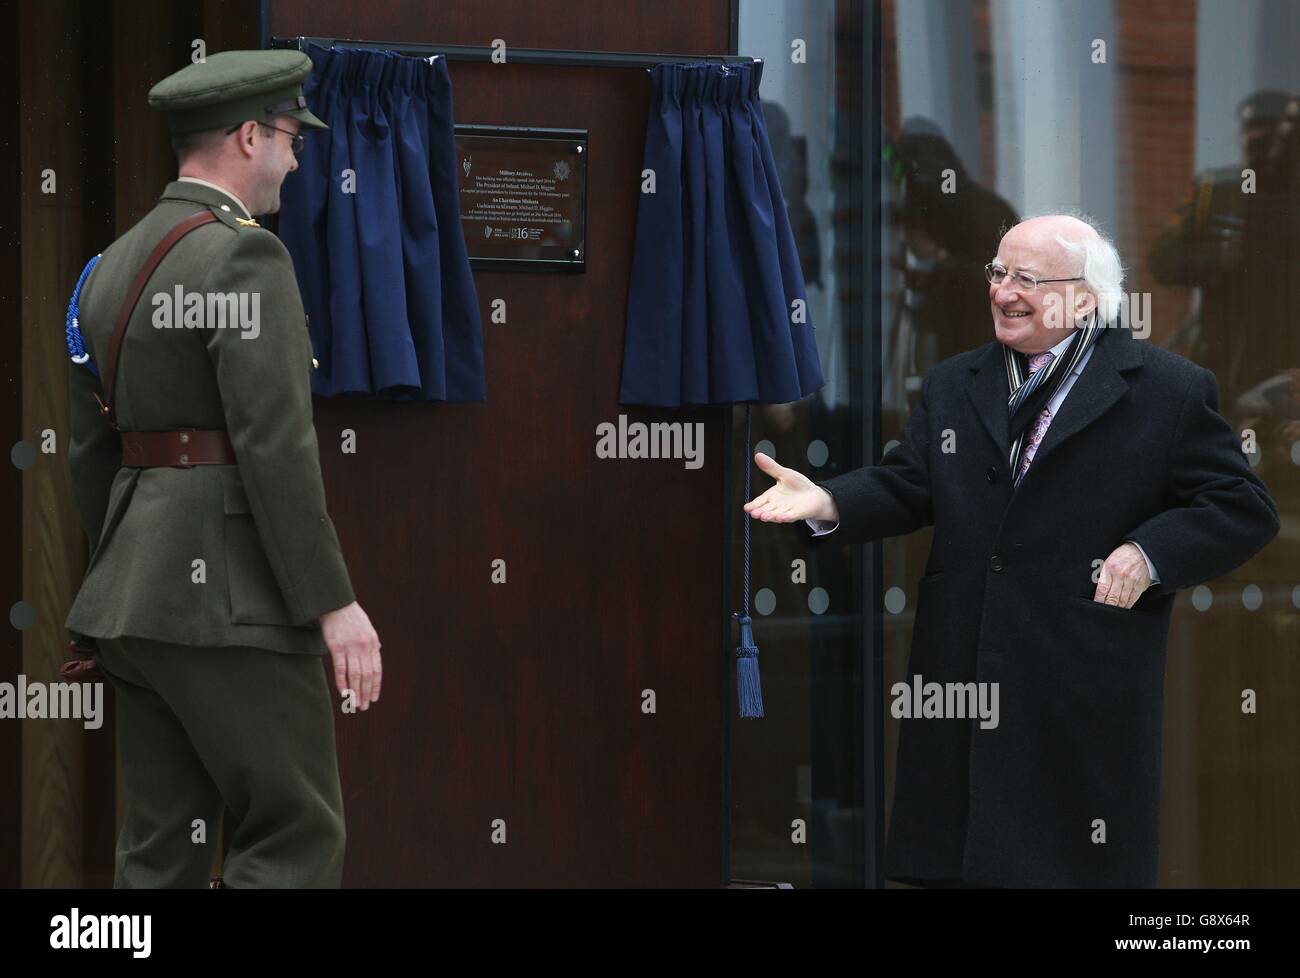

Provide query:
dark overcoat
left=808, top=323, right=1280, bottom=887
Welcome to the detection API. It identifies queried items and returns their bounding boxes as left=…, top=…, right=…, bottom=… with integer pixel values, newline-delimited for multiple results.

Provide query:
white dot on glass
left=754, top=588, right=776, bottom=616
left=884, top=587, right=906, bottom=615
left=883, top=439, right=900, bottom=460
left=10, top=441, right=36, bottom=470
left=1291, top=584, right=1300, bottom=610
left=807, top=440, right=829, bottom=468
left=9, top=601, right=35, bottom=630
left=1241, top=584, right=1262, bottom=611
left=1290, top=441, right=1300, bottom=466
left=1191, top=585, right=1213, bottom=612
left=754, top=439, right=776, bottom=461
left=808, top=587, right=829, bottom=615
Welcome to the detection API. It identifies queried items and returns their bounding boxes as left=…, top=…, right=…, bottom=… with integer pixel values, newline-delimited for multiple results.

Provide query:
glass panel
left=734, top=0, right=1297, bottom=890
left=880, top=0, right=1299, bottom=886
left=730, top=0, right=871, bottom=888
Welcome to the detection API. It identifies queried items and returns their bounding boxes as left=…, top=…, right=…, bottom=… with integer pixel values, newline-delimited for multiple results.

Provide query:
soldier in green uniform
left=63, top=50, right=383, bottom=888
left=1149, top=89, right=1293, bottom=407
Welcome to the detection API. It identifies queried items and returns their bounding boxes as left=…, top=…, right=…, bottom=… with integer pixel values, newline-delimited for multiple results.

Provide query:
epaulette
left=205, top=204, right=262, bottom=231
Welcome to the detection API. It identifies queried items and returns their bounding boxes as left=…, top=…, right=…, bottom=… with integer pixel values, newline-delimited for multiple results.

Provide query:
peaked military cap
left=148, top=49, right=327, bottom=134
left=1237, top=89, right=1292, bottom=126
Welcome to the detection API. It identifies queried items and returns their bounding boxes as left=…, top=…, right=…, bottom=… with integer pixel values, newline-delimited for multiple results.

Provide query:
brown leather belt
left=121, top=429, right=236, bottom=467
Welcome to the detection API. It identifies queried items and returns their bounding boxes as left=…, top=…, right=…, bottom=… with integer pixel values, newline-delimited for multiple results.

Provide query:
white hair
left=1056, top=230, right=1125, bottom=323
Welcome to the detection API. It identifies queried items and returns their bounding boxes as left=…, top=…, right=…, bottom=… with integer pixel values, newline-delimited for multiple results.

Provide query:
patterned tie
left=1017, top=351, right=1056, bottom=482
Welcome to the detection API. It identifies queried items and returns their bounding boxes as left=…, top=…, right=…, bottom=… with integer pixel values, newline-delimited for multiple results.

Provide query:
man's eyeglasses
left=225, top=120, right=305, bottom=155
left=985, top=262, right=1083, bottom=291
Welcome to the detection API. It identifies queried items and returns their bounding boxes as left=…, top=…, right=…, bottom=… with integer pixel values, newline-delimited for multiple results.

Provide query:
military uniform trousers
left=96, top=635, right=345, bottom=888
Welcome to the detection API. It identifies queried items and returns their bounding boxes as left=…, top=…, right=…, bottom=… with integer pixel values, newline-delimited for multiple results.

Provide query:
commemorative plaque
left=454, top=125, right=588, bottom=272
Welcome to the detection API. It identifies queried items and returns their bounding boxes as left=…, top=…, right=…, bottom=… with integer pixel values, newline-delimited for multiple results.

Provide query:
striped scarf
left=1002, top=310, right=1107, bottom=482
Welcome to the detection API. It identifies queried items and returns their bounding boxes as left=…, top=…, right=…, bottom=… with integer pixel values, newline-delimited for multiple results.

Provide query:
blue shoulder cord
left=66, top=254, right=102, bottom=376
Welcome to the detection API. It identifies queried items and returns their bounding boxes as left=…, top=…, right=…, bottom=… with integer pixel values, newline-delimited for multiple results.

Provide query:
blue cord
left=66, top=254, right=102, bottom=376
left=734, top=404, right=764, bottom=717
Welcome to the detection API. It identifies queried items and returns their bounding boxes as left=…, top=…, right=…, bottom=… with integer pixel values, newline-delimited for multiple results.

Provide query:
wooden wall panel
left=270, top=0, right=731, bottom=57
left=0, top=0, right=24, bottom=892
left=19, top=0, right=91, bottom=889
left=270, top=1, right=732, bottom=885
left=112, top=3, right=203, bottom=232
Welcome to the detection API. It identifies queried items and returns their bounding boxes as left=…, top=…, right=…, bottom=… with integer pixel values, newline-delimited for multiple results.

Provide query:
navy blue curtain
left=279, top=43, right=485, bottom=402
left=619, top=61, right=824, bottom=407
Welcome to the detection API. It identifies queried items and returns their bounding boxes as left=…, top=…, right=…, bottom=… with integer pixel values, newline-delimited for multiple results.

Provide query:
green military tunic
left=65, top=179, right=355, bottom=654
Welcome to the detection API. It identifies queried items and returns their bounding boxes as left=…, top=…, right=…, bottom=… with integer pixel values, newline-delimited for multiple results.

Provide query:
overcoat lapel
left=964, top=324, right=1145, bottom=476
left=965, top=341, right=1012, bottom=462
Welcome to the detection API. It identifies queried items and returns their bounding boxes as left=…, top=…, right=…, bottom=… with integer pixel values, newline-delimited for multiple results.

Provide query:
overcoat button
left=179, top=432, right=189, bottom=444
left=989, top=554, right=1004, bottom=571
left=311, top=357, right=320, bottom=369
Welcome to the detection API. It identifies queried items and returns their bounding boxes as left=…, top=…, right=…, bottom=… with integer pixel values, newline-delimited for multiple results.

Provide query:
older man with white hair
left=745, top=214, right=1280, bottom=888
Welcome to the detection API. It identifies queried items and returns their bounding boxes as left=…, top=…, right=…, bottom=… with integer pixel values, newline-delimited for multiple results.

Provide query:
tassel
left=734, top=613, right=764, bottom=718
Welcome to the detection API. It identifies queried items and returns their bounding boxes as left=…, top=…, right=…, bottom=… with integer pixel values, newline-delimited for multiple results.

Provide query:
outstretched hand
left=742, top=452, right=839, bottom=523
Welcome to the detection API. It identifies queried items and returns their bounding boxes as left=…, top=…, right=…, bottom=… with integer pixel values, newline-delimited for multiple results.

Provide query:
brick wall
left=1114, top=0, right=1197, bottom=343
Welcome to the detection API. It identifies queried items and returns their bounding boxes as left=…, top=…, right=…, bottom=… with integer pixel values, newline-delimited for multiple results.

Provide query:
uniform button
left=178, top=453, right=189, bottom=465
left=220, top=204, right=231, bottom=212
left=311, top=357, right=320, bottom=369
left=179, top=432, right=189, bottom=444
left=985, top=466, right=997, bottom=483
left=989, top=554, right=1004, bottom=571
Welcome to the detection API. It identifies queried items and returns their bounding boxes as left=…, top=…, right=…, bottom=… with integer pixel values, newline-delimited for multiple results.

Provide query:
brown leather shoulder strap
left=100, top=210, right=220, bottom=429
